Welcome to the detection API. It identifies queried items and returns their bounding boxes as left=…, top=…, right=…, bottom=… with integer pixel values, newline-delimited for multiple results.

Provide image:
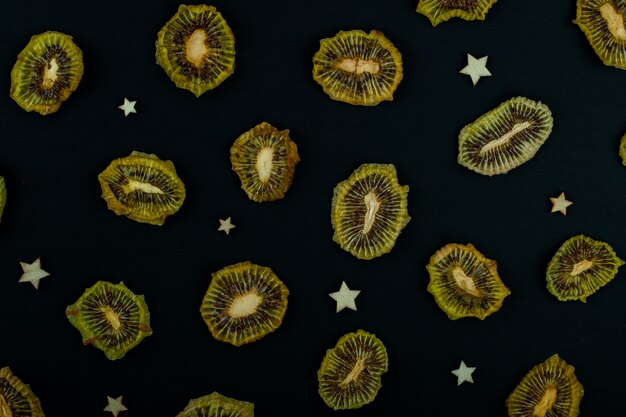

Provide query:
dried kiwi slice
left=506, top=354, right=583, bottom=417
left=318, top=330, right=388, bottom=410
left=230, top=122, right=300, bottom=202
left=66, top=281, right=152, bottom=360
left=156, top=4, right=235, bottom=96
left=575, top=1, right=626, bottom=70
left=416, top=0, right=499, bottom=26
left=331, top=164, right=410, bottom=260
left=176, top=392, right=254, bottom=417
left=0, top=176, right=6, bottom=223
left=312, top=30, right=403, bottom=106
left=200, top=261, right=289, bottom=346
left=546, top=235, right=623, bottom=302
left=620, top=132, right=626, bottom=164
left=427, top=243, right=510, bottom=320
left=458, top=97, right=553, bottom=176
left=0, top=367, right=44, bottom=417
left=10, top=31, right=83, bottom=115
left=98, top=151, right=186, bottom=225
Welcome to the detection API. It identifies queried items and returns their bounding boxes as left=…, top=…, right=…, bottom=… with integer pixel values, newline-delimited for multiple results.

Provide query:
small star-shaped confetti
left=118, top=98, right=137, bottom=117
left=218, top=217, right=236, bottom=235
left=451, top=361, right=476, bottom=385
left=18, top=258, right=50, bottom=289
left=104, top=396, right=128, bottom=417
left=460, top=54, right=492, bottom=85
left=328, top=281, right=361, bottom=313
left=550, top=192, right=573, bottom=215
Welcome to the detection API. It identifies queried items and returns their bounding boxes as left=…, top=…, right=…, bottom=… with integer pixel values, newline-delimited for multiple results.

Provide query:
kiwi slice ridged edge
left=416, top=0, right=499, bottom=27
left=317, top=329, right=388, bottom=410
left=458, top=96, right=553, bottom=176
left=155, top=4, right=236, bottom=96
left=175, top=392, right=254, bottom=417
left=10, top=31, right=83, bottom=115
left=97, top=151, right=186, bottom=226
left=331, top=163, right=410, bottom=260
left=0, top=367, right=45, bottom=417
left=65, top=281, right=152, bottom=360
left=312, top=30, right=403, bottom=106
left=230, top=122, right=300, bottom=202
left=200, top=261, right=289, bottom=346
left=506, top=354, right=583, bottom=417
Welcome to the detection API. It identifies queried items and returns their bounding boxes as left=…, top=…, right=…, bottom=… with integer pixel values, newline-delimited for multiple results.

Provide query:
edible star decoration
left=451, top=361, right=476, bottom=385
left=328, top=281, right=361, bottom=313
left=118, top=98, right=137, bottom=116
left=550, top=192, right=573, bottom=215
left=459, top=54, right=492, bottom=85
left=218, top=217, right=236, bottom=235
left=18, top=258, right=50, bottom=289
left=104, top=396, right=128, bottom=417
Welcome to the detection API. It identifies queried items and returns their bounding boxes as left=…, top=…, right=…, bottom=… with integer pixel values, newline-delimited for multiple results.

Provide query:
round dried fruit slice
left=416, top=0, right=498, bottom=26
left=200, top=261, right=289, bottom=346
left=176, top=392, right=254, bottom=417
left=458, top=97, right=553, bottom=176
left=230, top=122, right=300, bottom=202
left=575, top=1, right=626, bottom=70
left=506, top=354, right=583, bottom=417
left=318, top=330, right=388, bottom=410
left=66, top=281, right=152, bottom=360
left=427, top=243, right=510, bottom=320
left=10, top=31, right=83, bottom=115
left=0, top=367, right=44, bottom=417
left=156, top=4, right=235, bottom=96
left=312, top=30, right=403, bottom=106
left=546, top=234, right=624, bottom=302
left=331, top=164, right=410, bottom=260
left=98, top=151, right=186, bottom=226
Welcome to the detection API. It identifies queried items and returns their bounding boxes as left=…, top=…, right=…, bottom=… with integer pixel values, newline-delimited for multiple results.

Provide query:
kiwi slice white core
left=600, top=4, right=626, bottom=40
left=228, top=293, right=263, bottom=318
left=256, top=147, right=274, bottom=183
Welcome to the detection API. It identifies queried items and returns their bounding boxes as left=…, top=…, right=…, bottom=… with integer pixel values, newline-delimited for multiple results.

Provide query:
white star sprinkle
left=460, top=54, right=492, bottom=85
left=550, top=192, right=573, bottom=215
left=451, top=361, right=476, bottom=385
left=104, top=396, right=128, bottom=417
left=118, top=98, right=137, bottom=117
left=328, top=281, right=361, bottom=313
left=218, top=217, right=236, bottom=235
left=18, top=258, right=50, bottom=289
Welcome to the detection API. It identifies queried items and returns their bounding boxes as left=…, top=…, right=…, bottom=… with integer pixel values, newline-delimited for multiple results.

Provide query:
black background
left=1, top=0, right=625, bottom=416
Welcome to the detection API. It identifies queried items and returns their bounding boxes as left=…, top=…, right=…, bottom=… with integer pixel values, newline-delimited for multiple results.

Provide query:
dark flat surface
left=1, top=0, right=625, bottom=416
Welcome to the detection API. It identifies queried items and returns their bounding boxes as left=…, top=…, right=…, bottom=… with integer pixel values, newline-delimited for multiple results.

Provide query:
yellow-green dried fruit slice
left=176, top=392, right=254, bottom=417
left=98, top=151, right=186, bottom=226
left=0, top=176, right=6, bottom=223
left=416, top=0, right=498, bottom=26
left=230, top=122, right=300, bottom=202
left=427, top=243, right=510, bottom=320
left=546, top=234, right=623, bottom=302
left=458, top=97, right=553, bottom=176
left=66, top=281, right=152, bottom=360
left=312, top=30, right=403, bottom=106
left=620, top=132, right=626, bottom=164
left=506, top=354, right=583, bottom=417
left=200, top=261, right=289, bottom=346
left=318, top=330, right=388, bottom=410
left=10, top=31, right=83, bottom=115
left=156, top=4, right=235, bottom=97
left=0, top=367, right=44, bottom=417
left=575, top=1, right=626, bottom=70
left=331, top=164, right=410, bottom=260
